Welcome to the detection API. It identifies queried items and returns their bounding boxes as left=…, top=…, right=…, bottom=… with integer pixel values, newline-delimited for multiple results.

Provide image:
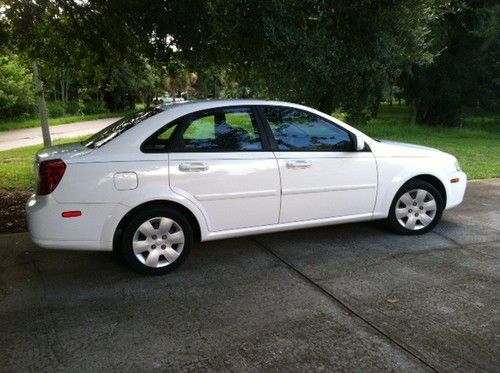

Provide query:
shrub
left=0, top=55, right=35, bottom=119
left=46, top=101, right=65, bottom=117
left=83, top=100, right=107, bottom=114
left=64, top=100, right=84, bottom=115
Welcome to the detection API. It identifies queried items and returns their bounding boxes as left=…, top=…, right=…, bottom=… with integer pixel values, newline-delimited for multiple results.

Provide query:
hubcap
left=395, top=189, right=437, bottom=230
left=132, top=217, right=185, bottom=268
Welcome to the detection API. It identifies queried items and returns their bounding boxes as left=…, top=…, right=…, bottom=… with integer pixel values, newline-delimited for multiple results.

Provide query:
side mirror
left=354, top=134, right=365, bottom=151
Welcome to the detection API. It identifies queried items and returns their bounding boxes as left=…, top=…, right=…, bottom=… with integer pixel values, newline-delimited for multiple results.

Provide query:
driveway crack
left=249, top=236, right=440, bottom=373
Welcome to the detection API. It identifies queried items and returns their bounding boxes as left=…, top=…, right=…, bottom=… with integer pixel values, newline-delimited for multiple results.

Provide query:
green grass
left=0, top=105, right=498, bottom=190
left=0, top=137, right=85, bottom=190
left=0, top=111, right=130, bottom=132
left=359, top=105, right=500, bottom=180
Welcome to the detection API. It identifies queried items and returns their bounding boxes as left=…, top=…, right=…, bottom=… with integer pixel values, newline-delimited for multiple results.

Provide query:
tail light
left=37, top=159, right=66, bottom=195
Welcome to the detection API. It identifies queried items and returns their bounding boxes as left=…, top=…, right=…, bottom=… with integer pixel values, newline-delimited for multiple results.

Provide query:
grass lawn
left=359, top=105, right=499, bottom=180
left=0, top=105, right=498, bottom=190
left=0, top=111, right=130, bottom=132
left=0, top=137, right=85, bottom=191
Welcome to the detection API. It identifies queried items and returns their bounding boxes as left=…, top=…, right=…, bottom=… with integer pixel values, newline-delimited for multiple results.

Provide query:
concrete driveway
left=0, top=118, right=120, bottom=151
left=0, top=180, right=498, bottom=372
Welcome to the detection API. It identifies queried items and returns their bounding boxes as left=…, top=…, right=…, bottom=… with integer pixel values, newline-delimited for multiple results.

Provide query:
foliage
left=0, top=54, right=35, bottom=118
left=0, top=0, right=498, bottom=125
left=214, top=1, right=449, bottom=123
left=403, top=1, right=500, bottom=125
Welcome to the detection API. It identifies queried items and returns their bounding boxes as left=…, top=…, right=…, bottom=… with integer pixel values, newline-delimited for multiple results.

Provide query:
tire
left=120, top=206, right=193, bottom=275
left=387, top=180, right=444, bottom=235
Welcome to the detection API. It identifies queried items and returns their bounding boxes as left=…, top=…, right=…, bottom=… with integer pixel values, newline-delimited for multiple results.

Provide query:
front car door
left=260, top=105, right=377, bottom=223
left=165, top=106, right=281, bottom=232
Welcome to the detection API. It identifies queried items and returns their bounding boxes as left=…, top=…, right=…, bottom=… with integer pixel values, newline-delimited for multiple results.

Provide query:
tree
left=403, top=1, right=500, bottom=126
left=1, top=0, right=165, bottom=113
left=0, top=54, right=34, bottom=118
left=7, top=0, right=495, bottom=125
left=182, top=0, right=448, bottom=122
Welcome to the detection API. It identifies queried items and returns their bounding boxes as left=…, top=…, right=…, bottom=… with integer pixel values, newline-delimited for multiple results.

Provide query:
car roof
left=158, top=99, right=307, bottom=112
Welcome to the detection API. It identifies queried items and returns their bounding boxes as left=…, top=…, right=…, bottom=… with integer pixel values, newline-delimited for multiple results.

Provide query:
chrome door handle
left=286, top=160, right=312, bottom=169
left=179, top=162, right=209, bottom=172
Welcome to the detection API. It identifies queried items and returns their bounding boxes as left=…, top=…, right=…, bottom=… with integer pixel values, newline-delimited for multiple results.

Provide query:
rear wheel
left=120, top=207, right=193, bottom=275
left=387, top=180, right=444, bottom=235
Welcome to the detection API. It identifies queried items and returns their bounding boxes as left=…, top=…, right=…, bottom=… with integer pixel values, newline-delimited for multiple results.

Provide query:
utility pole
left=32, top=62, right=51, bottom=147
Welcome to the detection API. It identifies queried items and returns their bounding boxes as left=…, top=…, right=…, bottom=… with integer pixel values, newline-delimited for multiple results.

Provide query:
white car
left=27, top=100, right=466, bottom=275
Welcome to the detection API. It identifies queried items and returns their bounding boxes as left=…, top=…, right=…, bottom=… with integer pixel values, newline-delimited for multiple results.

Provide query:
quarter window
left=263, top=107, right=354, bottom=151
left=142, top=123, right=179, bottom=152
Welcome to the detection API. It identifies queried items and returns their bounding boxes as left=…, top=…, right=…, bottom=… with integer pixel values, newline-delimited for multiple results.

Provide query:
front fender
left=373, top=157, right=452, bottom=219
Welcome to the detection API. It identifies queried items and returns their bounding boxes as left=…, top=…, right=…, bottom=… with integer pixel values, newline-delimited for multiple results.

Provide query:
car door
left=260, top=106, right=377, bottom=224
left=166, top=106, right=281, bottom=232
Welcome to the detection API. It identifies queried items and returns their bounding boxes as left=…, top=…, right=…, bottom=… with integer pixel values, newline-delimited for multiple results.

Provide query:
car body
left=26, top=99, right=467, bottom=274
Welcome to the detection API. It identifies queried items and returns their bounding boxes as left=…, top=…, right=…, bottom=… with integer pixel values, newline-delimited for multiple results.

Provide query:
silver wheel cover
left=132, top=217, right=185, bottom=268
left=395, top=189, right=437, bottom=230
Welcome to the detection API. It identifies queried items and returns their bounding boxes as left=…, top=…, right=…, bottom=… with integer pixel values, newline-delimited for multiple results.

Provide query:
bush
left=46, top=101, right=65, bottom=117
left=0, top=55, right=35, bottom=119
left=83, top=100, right=107, bottom=115
left=64, top=100, right=84, bottom=115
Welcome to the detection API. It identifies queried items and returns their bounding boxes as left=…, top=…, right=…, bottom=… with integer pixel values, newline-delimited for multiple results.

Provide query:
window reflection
left=263, top=107, right=353, bottom=151
left=181, top=108, right=263, bottom=151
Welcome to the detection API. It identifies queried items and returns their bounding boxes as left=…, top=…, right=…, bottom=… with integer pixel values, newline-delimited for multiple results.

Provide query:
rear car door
left=164, top=106, right=281, bottom=232
left=261, top=106, right=377, bottom=223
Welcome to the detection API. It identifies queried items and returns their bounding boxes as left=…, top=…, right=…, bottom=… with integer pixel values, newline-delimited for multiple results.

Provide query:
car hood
left=374, top=140, right=444, bottom=157
left=36, top=142, right=93, bottom=163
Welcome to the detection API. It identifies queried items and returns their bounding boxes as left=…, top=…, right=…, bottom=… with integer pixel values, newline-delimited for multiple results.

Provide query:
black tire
left=387, top=180, right=444, bottom=235
left=120, top=206, right=193, bottom=275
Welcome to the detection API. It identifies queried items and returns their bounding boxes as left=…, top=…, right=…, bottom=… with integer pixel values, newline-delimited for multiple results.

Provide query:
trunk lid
left=35, top=141, right=93, bottom=163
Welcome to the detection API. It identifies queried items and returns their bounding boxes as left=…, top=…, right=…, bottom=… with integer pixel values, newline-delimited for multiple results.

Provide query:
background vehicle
left=26, top=100, right=467, bottom=275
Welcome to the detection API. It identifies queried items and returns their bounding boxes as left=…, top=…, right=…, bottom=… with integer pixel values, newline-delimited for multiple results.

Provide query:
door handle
left=286, top=160, right=312, bottom=169
left=179, top=162, right=209, bottom=172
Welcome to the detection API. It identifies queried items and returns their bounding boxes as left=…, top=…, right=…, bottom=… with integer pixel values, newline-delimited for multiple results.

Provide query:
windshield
left=82, top=108, right=163, bottom=148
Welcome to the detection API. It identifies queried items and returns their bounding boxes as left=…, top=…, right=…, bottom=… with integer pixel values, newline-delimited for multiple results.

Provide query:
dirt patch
left=0, top=190, right=32, bottom=233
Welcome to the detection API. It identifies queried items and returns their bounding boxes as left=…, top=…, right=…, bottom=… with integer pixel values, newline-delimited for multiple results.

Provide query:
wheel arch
left=112, top=200, right=202, bottom=253
left=401, top=174, right=447, bottom=208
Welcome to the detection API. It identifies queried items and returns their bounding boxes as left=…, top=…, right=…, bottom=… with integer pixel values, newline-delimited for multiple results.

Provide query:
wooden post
left=32, top=62, right=51, bottom=147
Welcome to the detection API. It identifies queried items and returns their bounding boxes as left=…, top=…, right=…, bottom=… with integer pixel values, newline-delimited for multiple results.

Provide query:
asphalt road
left=0, top=179, right=498, bottom=372
left=0, top=118, right=120, bottom=151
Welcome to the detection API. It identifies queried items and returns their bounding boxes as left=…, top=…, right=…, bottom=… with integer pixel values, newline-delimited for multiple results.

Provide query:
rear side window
left=263, top=107, right=353, bottom=151
left=175, top=107, right=263, bottom=151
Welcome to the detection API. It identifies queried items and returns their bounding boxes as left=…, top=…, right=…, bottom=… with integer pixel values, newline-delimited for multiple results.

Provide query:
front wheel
left=120, top=207, right=193, bottom=275
left=387, top=180, right=444, bottom=235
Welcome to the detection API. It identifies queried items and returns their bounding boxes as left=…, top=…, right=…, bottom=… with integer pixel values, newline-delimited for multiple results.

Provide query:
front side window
left=176, top=107, right=263, bottom=151
left=263, top=107, right=353, bottom=151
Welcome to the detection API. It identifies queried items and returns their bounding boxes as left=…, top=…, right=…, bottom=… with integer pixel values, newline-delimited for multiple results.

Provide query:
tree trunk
left=60, top=81, right=64, bottom=102
left=318, top=87, right=335, bottom=115
left=410, top=102, right=417, bottom=126
left=32, top=63, right=51, bottom=147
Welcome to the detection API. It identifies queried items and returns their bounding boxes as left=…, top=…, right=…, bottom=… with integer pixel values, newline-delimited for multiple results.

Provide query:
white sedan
left=27, top=100, right=466, bottom=275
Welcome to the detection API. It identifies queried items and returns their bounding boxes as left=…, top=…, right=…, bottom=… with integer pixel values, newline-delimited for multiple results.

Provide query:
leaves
left=0, top=54, right=35, bottom=118
left=1, top=0, right=497, bottom=124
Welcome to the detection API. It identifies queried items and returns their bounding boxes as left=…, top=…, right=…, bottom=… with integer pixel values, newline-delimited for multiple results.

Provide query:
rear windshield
left=82, top=108, right=163, bottom=149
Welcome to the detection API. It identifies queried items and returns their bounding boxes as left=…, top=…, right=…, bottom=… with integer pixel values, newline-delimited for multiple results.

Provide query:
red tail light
left=37, top=159, right=66, bottom=195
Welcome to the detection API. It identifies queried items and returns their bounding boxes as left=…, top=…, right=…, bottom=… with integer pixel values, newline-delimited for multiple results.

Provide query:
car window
left=263, top=107, right=354, bottom=151
left=83, top=108, right=163, bottom=149
left=142, top=122, right=179, bottom=152
left=177, top=107, right=263, bottom=151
